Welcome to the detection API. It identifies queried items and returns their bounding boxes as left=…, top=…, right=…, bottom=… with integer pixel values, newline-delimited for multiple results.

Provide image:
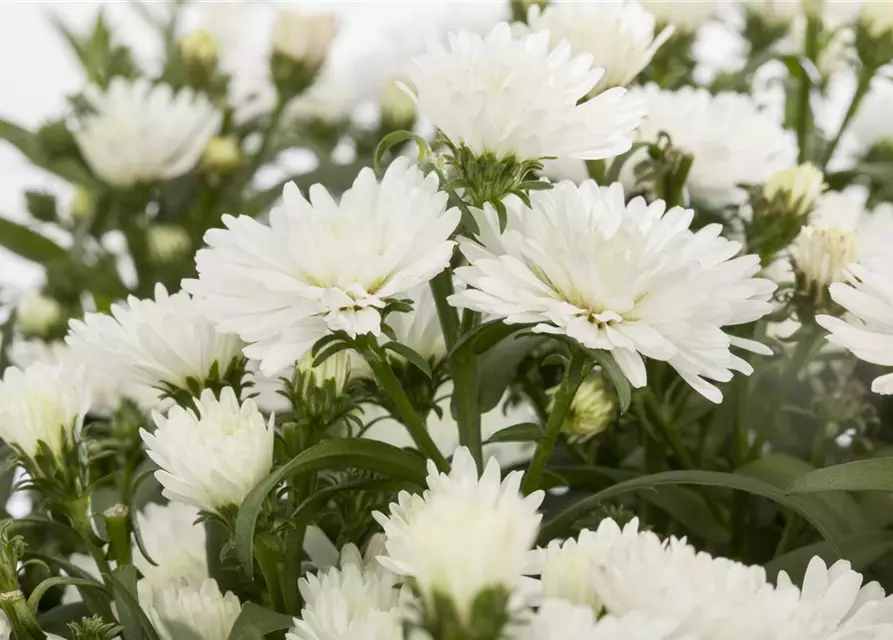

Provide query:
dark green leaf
left=234, top=440, right=426, bottom=575
left=478, top=335, right=543, bottom=414
left=588, top=350, right=631, bottom=412
left=787, top=458, right=893, bottom=494
left=0, top=217, right=67, bottom=263
left=383, top=341, right=432, bottom=378
left=447, top=320, right=534, bottom=360
left=27, top=576, right=106, bottom=611
left=37, top=602, right=91, bottom=636
left=108, top=565, right=161, bottom=640
left=486, top=422, right=544, bottom=443
left=373, top=130, right=430, bottom=176
left=765, top=531, right=893, bottom=586
left=227, top=603, right=295, bottom=640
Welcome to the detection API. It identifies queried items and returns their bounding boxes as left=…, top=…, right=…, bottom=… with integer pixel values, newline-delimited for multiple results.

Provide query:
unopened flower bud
left=180, top=29, right=218, bottom=68
left=296, top=349, right=351, bottom=397
left=70, top=188, right=95, bottom=221
left=147, top=224, right=191, bottom=265
left=763, top=163, right=825, bottom=218
left=271, top=10, right=337, bottom=95
left=860, top=1, right=893, bottom=38
left=17, top=294, right=63, bottom=337
left=380, top=80, right=416, bottom=129
left=792, top=225, right=858, bottom=292
left=201, top=136, right=240, bottom=173
left=553, top=375, right=615, bottom=443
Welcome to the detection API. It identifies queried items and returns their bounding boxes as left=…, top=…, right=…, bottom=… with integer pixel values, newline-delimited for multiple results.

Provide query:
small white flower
left=554, top=375, right=615, bottom=443
left=374, top=447, right=544, bottom=625
left=791, top=225, right=859, bottom=289
left=16, top=294, right=62, bottom=337
left=817, top=261, right=893, bottom=394
left=143, top=578, right=241, bottom=640
left=448, top=181, right=776, bottom=402
left=74, top=78, right=222, bottom=187
left=627, top=85, right=796, bottom=204
left=185, top=157, right=460, bottom=376
left=0, top=362, right=90, bottom=459
left=272, top=10, right=338, bottom=67
left=134, top=502, right=208, bottom=592
left=142, top=387, right=274, bottom=512
left=66, top=284, right=244, bottom=409
left=641, top=0, right=717, bottom=31
left=762, top=163, right=825, bottom=217
left=526, top=2, right=673, bottom=90
left=288, top=543, right=406, bottom=640
left=404, top=22, right=646, bottom=161
left=516, top=599, right=676, bottom=640
left=860, top=0, right=893, bottom=37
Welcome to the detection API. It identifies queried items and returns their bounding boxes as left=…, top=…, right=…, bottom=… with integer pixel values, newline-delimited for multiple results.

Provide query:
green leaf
left=108, top=565, right=161, bottom=640
left=0, top=217, right=67, bottom=263
left=588, top=349, right=631, bottom=413
left=764, top=531, right=893, bottom=586
left=227, top=603, right=295, bottom=640
left=486, top=422, right=544, bottom=443
left=447, top=320, right=534, bottom=360
left=37, top=602, right=91, bottom=636
left=538, top=469, right=849, bottom=548
left=27, top=576, right=106, bottom=611
left=373, top=130, right=430, bottom=176
left=0, top=118, right=40, bottom=162
left=234, top=440, right=426, bottom=575
left=24, top=552, right=114, bottom=620
left=382, top=341, right=432, bottom=378
left=478, top=335, right=543, bottom=413
left=787, top=458, right=893, bottom=494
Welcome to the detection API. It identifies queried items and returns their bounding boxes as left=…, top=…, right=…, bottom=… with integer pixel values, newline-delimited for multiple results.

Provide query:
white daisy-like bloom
left=762, top=162, right=825, bottom=217
left=66, top=284, right=244, bottom=409
left=448, top=181, right=776, bottom=403
left=141, top=387, right=275, bottom=512
left=0, top=362, right=90, bottom=459
left=525, top=2, right=672, bottom=90
left=74, top=78, right=222, bottom=187
left=134, top=502, right=208, bottom=591
left=364, top=383, right=539, bottom=469
left=626, top=85, right=796, bottom=204
left=374, top=447, right=544, bottom=624
left=142, top=578, right=241, bottom=640
left=403, top=22, right=646, bottom=161
left=287, top=542, right=406, bottom=640
left=272, top=10, right=338, bottom=67
left=817, top=260, right=893, bottom=394
left=791, top=225, right=859, bottom=289
left=514, top=599, right=676, bottom=640
left=641, top=0, right=717, bottom=31
left=185, top=157, right=460, bottom=376
left=776, top=556, right=893, bottom=638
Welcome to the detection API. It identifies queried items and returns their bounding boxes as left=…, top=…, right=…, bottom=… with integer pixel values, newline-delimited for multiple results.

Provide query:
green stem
left=522, top=350, right=588, bottom=494
left=362, top=341, right=449, bottom=471
left=453, top=310, right=483, bottom=470
left=796, top=16, right=820, bottom=163
left=247, top=98, right=288, bottom=177
left=642, top=390, right=696, bottom=469
left=821, top=66, right=876, bottom=169
left=282, top=422, right=315, bottom=615
left=69, top=500, right=113, bottom=589
left=254, top=537, right=285, bottom=613
left=429, top=270, right=460, bottom=352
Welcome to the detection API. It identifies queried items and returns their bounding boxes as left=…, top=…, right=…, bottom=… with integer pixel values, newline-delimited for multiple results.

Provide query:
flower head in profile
left=403, top=22, right=645, bottom=162
left=555, top=374, right=615, bottom=443
left=449, top=181, right=776, bottom=402
left=141, top=387, right=274, bottom=512
left=817, top=261, right=893, bottom=394
left=66, top=284, right=244, bottom=409
left=627, top=85, right=796, bottom=204
left=74, top=78, right=222, bottom=187
left=186, top=158, right=459, bottom=376
left=142, top=578, right=241, bottom=640
left=374, top=447, right=543, bottom=628
left=526, top=2, right=673, bottom=90
left=272, top=10, right=338, bottom=68
left=791, top=226, right=859, bottom=291
left=762, top=163, right=825, bottom=218
left=288, top=543, right=406, bottom=640
left=0, top=362, right=90, bottom=460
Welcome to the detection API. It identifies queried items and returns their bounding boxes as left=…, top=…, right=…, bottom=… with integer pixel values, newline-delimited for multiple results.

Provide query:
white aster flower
left=776, top=556, right=893, bottom=638
left=641, top=0, right=717, bottom=31
left=141, top=387, right=274, bottom=512
left=526, top=2, right=673, bottom=90
left=134, top=502, right=208, bottom=591
left=0, top=362, right=90, bottom=459
left=626, top=85, right=796, bottom=204
left=288, top=542, right=406, bottom=640
left=791, top=225, right=859, bottom=289
left=272, top=10, right=338, bottom=67
left=374, top=447, right=544, bottom=625
left=66, top=284, right=244, bottom=409
left=364, top=383, right=538, bottom=469
left=817, top=260, right=893, bottom=394
left=515, top=599, right=676, bottom=640
left=448, top=181, right=776, bottom=402
left=143, top=578, right=241, bottom=640
left=16, top=294, right=62, bottom=337
left=186, top=157, right=459, bottom=376
left=74, top=78, right=222, bottom=187
left=762, top=162, right=825, bottom=217
left=404, top=22, right=646, bottom=161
